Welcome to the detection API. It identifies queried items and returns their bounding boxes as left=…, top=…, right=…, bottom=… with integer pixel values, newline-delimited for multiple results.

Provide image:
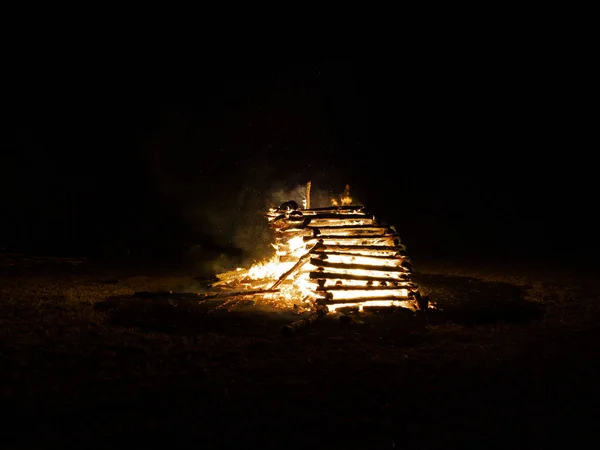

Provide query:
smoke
left=139, top=119, right=358, bottom=275
left=190, top=181, right=353, bottom=276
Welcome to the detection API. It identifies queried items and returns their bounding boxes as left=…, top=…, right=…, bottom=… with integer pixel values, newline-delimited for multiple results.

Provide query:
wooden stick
left=269, top=241, right=325, bottom=290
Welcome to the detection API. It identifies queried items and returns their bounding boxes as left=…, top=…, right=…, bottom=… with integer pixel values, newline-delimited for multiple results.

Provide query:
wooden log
left=311, top=251, right=410, bottom=261
left=315, top=284, right=418, bottom=292
left=282, top=306, right=329, bottom=334
left=316, top=296, right=414, bottom=305
left=309, top=271, right=411, bottom=283
left=309, top=258, right=410, bottom=273
left=271, top=217, right=312, bottom=231
left=317, top=292, right=413, bottom=302
left=313, top=245, right=407, bottom=255
left=315, top=279, right=413, bottom=289
left=308, top=225, right=389, bottom=231
left=283, top=226, right=389, bottom=236
left=305, top=219, right=377, bottom=227
left=312, top=266, right=410, bottom=280
left=312, top=252, right=406, bottom=266
left=303, top=206, right=365, bottom=212
left=303, top=233, right=398, bottom=241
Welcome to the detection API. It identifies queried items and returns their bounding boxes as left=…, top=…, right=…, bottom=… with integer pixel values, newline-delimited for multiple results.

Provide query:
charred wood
left=282, top=306, right=328, bottom=334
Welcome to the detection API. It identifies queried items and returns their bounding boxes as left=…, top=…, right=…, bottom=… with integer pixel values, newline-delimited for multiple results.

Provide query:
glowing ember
left=214, top=183, right=427, bottom=314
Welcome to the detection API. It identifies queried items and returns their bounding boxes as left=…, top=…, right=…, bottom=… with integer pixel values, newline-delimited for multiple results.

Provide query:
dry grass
left=1, top=258, right=599, bottom=449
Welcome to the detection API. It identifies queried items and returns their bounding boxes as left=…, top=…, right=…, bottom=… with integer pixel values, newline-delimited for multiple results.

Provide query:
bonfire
left=212, top=183, right=427, bottom=314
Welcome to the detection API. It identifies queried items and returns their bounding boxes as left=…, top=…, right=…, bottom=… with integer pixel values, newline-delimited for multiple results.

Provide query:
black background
left=1, top=48, right=595, bottom=265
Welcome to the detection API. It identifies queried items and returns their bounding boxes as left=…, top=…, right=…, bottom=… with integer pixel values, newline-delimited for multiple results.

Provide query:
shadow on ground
left=94, top=296, right=300, bottom=337
left=414, top=273, right=545, bottom=326
left=93, top=273, right=545, bottom=342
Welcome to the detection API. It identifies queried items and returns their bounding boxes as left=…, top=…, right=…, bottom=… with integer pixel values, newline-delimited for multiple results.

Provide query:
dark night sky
left=1, top=51, right=596, bottom=264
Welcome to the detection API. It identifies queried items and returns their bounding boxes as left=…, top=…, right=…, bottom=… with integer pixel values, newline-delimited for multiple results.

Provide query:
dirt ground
left=1, top=257, right=599, bottom=449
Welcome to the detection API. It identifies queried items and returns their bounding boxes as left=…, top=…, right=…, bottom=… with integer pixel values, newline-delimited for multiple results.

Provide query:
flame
left=331, top=184, right=353, bottom=206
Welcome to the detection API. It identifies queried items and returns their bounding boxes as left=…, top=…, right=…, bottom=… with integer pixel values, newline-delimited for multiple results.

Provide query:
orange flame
left=331, top=184, right=353, bottom=206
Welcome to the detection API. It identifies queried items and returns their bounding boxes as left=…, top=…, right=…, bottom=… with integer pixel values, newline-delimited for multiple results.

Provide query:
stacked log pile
left=266, top=204, right=424, bottom=312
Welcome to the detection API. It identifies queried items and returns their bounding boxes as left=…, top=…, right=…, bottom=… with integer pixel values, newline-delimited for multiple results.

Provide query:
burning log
left=315, top=284, right=418, bottom=292
left=307, top=225, right=392, bottom=234
left=316, top=296, right=415, bottom=306
left=313, top=245, right=408, bottom=257
left=304, top=233, right=399, bottom=241
left=309, top=258, right=410, bottom=273
left=304, top=218, right=376, bottom=227
left=302, top=206, right=365, bottom=212
left=312, top=250, right=410, bottom=261
left=297, top=213, right=371, bottom=220
left=309, top=271, right=410, bottom=283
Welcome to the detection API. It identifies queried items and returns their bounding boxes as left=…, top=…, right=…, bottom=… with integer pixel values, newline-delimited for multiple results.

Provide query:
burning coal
left=212, top=183, right=427, bottom=314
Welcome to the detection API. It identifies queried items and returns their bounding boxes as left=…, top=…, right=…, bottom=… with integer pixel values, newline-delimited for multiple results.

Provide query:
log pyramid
left=266, top=202, right=426, bottom=312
